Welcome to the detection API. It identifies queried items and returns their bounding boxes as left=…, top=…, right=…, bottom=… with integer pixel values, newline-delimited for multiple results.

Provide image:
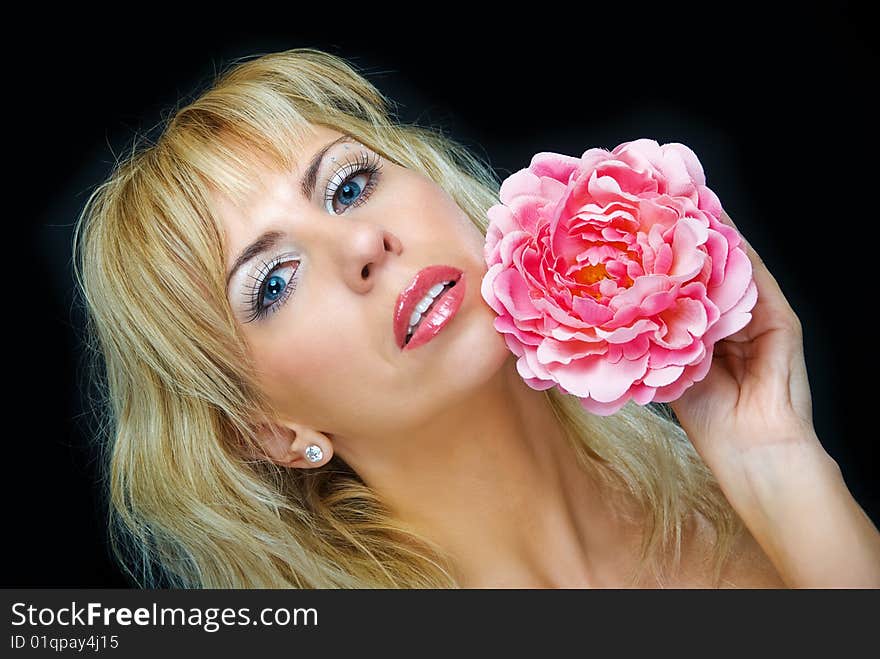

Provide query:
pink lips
left=394, top=265, right=464, bottom=350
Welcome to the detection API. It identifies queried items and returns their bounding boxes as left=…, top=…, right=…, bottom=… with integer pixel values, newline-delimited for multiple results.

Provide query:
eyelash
left=242, top=149, right=384, bottom=323
left=324, top=150, right=383, bottom=213
left=243, top=255, right=299, bottom=324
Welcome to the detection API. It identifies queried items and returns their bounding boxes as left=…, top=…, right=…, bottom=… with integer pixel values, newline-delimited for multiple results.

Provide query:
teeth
left=405, top=280, right=453, bottom=338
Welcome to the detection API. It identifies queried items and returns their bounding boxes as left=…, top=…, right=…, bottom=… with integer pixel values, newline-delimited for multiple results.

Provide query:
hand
left=668, top=209, right=825, bottom=481
left=667, top=210, right=878, bottom=587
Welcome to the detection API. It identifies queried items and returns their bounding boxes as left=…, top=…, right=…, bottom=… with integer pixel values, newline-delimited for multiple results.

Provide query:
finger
left=718, top=209, right=765, bottom=271
left=716, top=208, right=802, bottom=334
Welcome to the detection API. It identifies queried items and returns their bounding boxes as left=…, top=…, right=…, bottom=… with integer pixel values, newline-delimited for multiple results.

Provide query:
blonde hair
left=73, top=47, right=745, bottom=588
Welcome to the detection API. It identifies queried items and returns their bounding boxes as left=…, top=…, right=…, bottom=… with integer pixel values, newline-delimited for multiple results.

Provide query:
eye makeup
left=239, top=143, right=385, bottom=323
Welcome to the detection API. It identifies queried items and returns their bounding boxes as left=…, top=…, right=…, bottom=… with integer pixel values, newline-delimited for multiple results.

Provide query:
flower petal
left=529, top=151, right=583, bottom=184
left=494, top=314, right=542, bottom=346
left=669, top=217, right=709, bottom=280
left=703, top=279, right=758, bottom=344
left=482, top=140, right=753, bottom=414
left=642, top=364, right=685, bottom=387
left=537, top=337, right=606, bottom=365
left=552, top=353, right=649, bottom=402
left=578, top=394, right=631, bottom=416
left=708, top=245, right=752, bottom=314
left=499, top=168, right=542, bottom=205
left=655, top=297, right=708, bottom=348
left=480, top=263, right=507, bottom=315
left=492, top=267, right=542, bottom=320
left=595, top=318, right=660, bottom=344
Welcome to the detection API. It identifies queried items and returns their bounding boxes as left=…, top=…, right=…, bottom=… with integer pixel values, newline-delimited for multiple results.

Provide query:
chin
left=441, top=307, right=511, bottom=386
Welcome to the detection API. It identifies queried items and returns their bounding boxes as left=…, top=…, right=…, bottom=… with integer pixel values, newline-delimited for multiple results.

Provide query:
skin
left=215, top=123, right=653, bottom=587
left=668, top=211, right=880, bottom=587
left=214, top=123, right=874, bottom=588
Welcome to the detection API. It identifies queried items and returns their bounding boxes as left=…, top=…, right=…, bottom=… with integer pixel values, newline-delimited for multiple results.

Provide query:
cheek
left=249, top=306, right=378, bottom=425
left=249, top=318, right=336, bottom=410
left=424, top=181, right=486, bottom=259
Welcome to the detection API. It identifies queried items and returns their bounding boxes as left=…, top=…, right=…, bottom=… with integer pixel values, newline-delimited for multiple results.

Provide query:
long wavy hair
left=72, top=47, right=746, bottom=588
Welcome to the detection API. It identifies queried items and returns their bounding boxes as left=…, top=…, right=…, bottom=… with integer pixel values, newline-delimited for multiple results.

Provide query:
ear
left=249, top=421, right=333, bottom=469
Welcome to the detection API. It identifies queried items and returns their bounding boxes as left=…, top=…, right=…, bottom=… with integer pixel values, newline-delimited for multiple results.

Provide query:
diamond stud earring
left=304, top=445, right=323, bottom=463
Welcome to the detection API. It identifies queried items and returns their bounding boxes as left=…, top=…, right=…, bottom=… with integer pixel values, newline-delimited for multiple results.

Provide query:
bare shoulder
left=689, top=510, right=788, bottom=589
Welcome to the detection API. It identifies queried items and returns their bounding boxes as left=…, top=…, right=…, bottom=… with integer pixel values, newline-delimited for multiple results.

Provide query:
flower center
left=572, top=259, right=636, bottom=300
left=574, top=262, right=609, bottom=285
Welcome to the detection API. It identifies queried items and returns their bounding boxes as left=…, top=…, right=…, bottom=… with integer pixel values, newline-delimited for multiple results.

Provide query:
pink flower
left=481, top=139, right=757, bottom=416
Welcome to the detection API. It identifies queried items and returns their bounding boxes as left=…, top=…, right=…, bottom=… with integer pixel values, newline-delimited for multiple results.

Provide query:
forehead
left=210, top=124, right=346, bottom=227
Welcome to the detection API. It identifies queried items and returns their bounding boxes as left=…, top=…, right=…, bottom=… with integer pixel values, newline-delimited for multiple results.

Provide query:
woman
left=73, top=47, right=880, bottom=588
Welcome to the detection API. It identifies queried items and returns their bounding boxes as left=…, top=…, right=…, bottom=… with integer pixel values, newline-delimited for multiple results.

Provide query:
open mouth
left=394, top=265, right=465, bottom=351
left=404, top=280, right=458, bottom=346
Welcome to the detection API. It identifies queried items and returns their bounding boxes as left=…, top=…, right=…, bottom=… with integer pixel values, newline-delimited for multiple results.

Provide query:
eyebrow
left=225, top=135, right=352, bottom=290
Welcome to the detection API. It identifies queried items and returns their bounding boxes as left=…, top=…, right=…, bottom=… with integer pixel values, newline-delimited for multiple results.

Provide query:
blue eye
left=242, top=148, right=384, bottom=324
left=337, top=179, right=362, bottom=207
left=324, top=150, right=383, bottom=214
left=244, top=260, right=298, bottom=323
left=264, top=274, right=286, bottom=302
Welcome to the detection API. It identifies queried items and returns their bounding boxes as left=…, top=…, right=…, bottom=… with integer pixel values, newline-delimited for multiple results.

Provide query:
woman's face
left=215, top=124, right=511, bottom=448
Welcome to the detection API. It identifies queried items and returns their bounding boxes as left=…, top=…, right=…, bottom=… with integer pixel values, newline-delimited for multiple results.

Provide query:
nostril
left=361, top=265, right=370, bottom=278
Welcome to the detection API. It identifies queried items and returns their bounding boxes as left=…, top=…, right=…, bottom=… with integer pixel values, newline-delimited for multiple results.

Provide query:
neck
left=337, top=355, right=643, bottom=587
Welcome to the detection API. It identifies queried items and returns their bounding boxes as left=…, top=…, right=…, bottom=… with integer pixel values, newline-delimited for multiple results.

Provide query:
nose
left=340, top=223, right=403, bottom=291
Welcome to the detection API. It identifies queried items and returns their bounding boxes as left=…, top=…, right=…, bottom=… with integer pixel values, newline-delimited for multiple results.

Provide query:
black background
left=11, top=6, right=877, bottom=587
